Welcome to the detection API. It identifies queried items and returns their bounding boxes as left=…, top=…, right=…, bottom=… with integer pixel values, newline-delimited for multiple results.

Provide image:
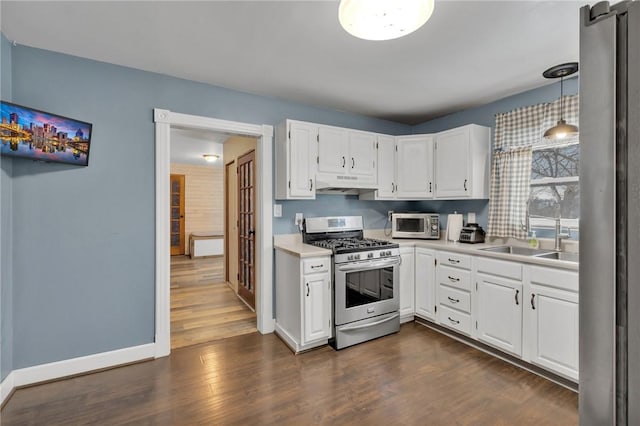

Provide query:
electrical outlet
left=295, top=213, right=304, bottom=229
left=273, top=204, right=282, bottom=218
left=388, top=210, right=394, bottom=222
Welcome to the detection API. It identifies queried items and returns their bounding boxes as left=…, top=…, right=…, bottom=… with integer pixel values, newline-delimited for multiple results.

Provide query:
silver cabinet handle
left=447, top=296, right=460, bottom=304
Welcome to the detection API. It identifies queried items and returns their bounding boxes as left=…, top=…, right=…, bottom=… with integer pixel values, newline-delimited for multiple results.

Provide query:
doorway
left=154, top=108, right=274, bottom=358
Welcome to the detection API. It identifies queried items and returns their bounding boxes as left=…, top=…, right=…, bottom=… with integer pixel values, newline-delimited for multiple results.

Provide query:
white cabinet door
left=476, top=272, right=523, bottom=356
left=289, top=121, right=317, bottom=198
left=435, top=126, right=470, bottom=198
left=415, top=247, right=436, bottom=321
left=317, top=126, right=348, bottom=175
left=528, top=285, right=579, bottom=380
left=303, top=271, right=330, bottom=344
left=399, top=247, right=415, bottom=321
left=396, top=135, right=434, bottom=199
left=348, top=131, right=376, bottom=178
left=375, top=135, right=396, bottom=199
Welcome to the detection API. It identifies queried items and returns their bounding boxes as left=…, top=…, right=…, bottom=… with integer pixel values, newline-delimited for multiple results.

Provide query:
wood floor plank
left=1, top=324, right=578, bottom=425
left=169, top=255, right=256, bottom=350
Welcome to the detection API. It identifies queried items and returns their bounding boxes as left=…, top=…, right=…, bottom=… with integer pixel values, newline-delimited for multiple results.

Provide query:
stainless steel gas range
left=303, top=216, right=401, bottom=350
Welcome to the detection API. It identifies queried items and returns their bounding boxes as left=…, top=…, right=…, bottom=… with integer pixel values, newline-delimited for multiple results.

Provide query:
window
left=528, top=139, right=579, bottom=239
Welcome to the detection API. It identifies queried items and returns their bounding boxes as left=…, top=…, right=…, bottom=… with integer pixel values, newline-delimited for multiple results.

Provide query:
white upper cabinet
left=373, top=135, right=396, bottom=199
left=275, top=120, right=317, bottom=200
left=395, top=135, right=434, bottom=199
left=434, top=124, right=490, bottom=199
left=316, top=125, right=377, bottom=188
left=317, top=126, right=348, bottom=175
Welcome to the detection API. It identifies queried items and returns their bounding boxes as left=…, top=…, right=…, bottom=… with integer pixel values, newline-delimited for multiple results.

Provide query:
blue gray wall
left=3, top=38, right=580, bottom=372
left=7, top=44, right=409, bottom=369
left=1, top=33, right=14, bottom=381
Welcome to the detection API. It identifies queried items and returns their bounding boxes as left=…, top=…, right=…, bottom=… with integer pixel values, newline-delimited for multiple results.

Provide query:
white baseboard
left=0, top=371, right=15, bottom=406
left=1, top=343, right=156, bottom=406
left=275, top=323, right=299, bottom=352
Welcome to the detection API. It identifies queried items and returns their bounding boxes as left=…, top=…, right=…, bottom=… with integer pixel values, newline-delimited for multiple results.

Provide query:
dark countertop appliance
left=459, top=223, right=485, bottom=244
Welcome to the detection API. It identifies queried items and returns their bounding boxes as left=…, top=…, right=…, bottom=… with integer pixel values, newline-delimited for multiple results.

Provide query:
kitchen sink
left=534, top=251, right=580, bottom=263
left=479, top=245, right=553, bottom=256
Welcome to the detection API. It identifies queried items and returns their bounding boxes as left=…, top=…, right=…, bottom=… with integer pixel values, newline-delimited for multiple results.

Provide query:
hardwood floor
left=170, top=255, right=256, bottom=349
left=1, top=323, right=578, bottom=425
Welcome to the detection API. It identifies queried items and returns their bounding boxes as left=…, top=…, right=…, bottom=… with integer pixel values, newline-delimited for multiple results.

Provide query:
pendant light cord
left=559, top=76, right=565, bottom=121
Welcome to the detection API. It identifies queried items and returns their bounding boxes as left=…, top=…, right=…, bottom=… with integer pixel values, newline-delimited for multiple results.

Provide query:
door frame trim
left=154, top=108, right=274, bottom=358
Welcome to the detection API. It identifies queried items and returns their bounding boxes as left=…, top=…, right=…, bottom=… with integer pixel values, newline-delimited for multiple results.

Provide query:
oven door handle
left=336, top=258, right=401, bottom=272
left=339, top=313, right=400, bottom=331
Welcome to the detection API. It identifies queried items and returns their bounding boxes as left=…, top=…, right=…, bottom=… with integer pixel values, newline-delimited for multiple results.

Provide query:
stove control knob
left=380, top=251, right=386, bottom=257
left=356, top=254, right=361, bottom=260
left=386, top=250, right=391, bottom=256
left=368, top=252, right=373, bottom=258
left=348, top=255, right=353, bottom=260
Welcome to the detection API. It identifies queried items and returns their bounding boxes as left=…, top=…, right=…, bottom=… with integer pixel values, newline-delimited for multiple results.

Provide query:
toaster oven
left=391, top=213, right=440, bottom=239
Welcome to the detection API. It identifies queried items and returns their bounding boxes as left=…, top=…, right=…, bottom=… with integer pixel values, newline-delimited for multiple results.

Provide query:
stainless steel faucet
left=554, top=217, right=571, bottom=251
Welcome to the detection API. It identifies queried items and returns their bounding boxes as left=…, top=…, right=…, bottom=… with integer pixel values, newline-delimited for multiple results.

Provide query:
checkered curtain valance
left=487, top=95, right=579, bottom=238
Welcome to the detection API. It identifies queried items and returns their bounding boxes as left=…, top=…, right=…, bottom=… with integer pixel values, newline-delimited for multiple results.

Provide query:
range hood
left=314, top=176, right=378, bottom=195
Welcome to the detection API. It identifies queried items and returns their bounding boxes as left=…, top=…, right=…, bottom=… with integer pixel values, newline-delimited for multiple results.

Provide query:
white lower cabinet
left=475, top=272, right=523, bottom=357
left=436, top=251, right=472, bottom=336
left=474, top=257, right=523, bottom=356
left=523, top=266, right=579, bottom=381
left=275, top=250, right=331, bottom=352
left=414, top=247, right=436, bottom=321
left=399, top=246, right=415, bottom=322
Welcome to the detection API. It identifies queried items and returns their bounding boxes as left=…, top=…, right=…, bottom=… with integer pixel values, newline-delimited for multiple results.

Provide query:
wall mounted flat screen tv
left=1, top=100, right=92, bottom=166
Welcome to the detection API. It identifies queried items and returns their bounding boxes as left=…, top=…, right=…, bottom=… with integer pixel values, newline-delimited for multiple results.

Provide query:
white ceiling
left=1, top=1, right=583, bottom=125
left=170, top=127, right=226, bottom=167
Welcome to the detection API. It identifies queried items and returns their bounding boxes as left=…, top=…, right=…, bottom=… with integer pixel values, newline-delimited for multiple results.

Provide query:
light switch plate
left=273, top=204, right=282, bottom=218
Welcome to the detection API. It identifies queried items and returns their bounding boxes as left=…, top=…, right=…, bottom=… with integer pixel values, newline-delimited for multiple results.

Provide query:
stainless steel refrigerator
left=580, top=1, right=639, bottom=424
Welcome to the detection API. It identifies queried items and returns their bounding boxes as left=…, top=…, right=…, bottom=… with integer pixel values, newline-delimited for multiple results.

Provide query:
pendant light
left=542, top=62, right=579, bottom=140
left=338, top=0, right=435, bottom=41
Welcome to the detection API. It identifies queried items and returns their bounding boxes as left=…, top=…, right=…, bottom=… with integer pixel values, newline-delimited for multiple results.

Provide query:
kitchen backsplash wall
left=273, top=195, right=488, bottom=235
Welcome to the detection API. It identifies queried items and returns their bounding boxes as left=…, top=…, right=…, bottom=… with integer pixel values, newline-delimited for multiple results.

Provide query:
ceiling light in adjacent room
left=203, top=154, right=219, bottom=163
left=338, top=0, right=435, bottom=41
left=542, top=62, right=579, bottom=140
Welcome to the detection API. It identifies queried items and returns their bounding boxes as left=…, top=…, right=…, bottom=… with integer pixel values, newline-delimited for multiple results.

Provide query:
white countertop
left=274, top=231, right=579, bottom=271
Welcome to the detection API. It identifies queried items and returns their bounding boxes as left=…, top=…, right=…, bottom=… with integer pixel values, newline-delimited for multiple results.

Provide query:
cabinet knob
left=342, top=156, right=346, bottom=168
left=515, top=289, right=519, bottom=305
left=463, top=179, right=468, bottom=191
left=306, top=283, right=310, bottom=297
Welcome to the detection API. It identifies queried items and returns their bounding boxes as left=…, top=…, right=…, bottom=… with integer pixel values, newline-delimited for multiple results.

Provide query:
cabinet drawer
left=436, top=265, right=471, bottom=291
left=476, top=257, right=522, bottom=281
left=438, top=305, right=471, bottom=336
left=303, top=258, right=330, bottom=274
left=438, top=285, right=471, bottom=313
left=527, top=266, right=578, bottom=293
left=437, top=251, right=471, bottom=269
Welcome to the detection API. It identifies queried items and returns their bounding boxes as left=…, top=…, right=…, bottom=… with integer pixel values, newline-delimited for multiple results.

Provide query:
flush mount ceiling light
left=203, top=154, right=219, bottom=163
left=338, top=0, right=435, bottom=41
left=543, top=62, right=579, bottom=140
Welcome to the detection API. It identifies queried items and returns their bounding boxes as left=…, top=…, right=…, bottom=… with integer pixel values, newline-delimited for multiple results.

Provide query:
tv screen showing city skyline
left=0, top=101, right=92, bottom=166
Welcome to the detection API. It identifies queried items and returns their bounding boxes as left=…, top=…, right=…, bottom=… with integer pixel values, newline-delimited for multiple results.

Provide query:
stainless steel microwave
left=391, top=213, right=440, bottom=239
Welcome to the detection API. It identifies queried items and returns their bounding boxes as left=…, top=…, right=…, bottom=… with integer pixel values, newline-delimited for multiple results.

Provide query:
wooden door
left=237, top=150, right=256, bottom=309
left=170, top=174, right=185, bottom=256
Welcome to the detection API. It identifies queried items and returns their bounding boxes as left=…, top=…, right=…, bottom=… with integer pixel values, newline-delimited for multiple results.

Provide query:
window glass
left=529, top=142, right=579, bottom=240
